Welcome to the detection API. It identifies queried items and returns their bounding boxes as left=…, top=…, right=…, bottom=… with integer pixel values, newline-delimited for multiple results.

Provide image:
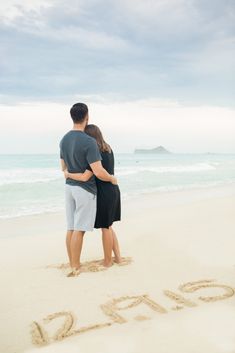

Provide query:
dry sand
left=0, top=184, right=235, bottom=353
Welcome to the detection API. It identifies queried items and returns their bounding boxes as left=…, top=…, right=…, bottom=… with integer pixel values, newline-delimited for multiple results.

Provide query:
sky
left=0, top=0, right=234, bottom=153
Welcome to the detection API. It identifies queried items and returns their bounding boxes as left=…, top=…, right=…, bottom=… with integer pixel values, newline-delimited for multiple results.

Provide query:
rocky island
left=134, top=146, right=171, bottom=154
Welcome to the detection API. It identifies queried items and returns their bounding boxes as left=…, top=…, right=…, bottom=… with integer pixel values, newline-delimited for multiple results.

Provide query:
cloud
left=0, top=1, right=131, bottom=51
left=183, top=36, right=235, bottom=75
left=0, top=0, right=234, bottom=105
left=0, top=0, right=54, bottom=19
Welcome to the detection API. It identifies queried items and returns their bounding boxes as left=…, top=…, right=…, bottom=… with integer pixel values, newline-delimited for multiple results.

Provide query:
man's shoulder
left=60, top=130, right=72, bottom=144
left=60, top=131, right=98, bottom=149
left=82, top=134, right=98, bottom=149
left=85, top=134, right=97, bottom=144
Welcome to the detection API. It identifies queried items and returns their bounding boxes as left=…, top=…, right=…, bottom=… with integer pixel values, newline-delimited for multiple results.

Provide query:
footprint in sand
left=134, top=315, right=151, bottom=321
left=46, top=257, right=132, bottom=276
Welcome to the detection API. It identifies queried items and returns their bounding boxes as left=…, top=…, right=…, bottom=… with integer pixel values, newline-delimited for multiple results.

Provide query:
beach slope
left=0, top=185, right=235, bottom=353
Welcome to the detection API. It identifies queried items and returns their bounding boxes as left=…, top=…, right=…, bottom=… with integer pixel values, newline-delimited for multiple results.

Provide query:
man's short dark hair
left=70, top=103, right=88, bottom=123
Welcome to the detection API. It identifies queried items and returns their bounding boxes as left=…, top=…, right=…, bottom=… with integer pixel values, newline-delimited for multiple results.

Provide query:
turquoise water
left=0, top=153, right=235, bottom=219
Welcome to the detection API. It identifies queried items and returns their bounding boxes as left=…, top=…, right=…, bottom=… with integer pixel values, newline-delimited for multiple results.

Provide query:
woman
left=64, top=124, right=122, bottom=267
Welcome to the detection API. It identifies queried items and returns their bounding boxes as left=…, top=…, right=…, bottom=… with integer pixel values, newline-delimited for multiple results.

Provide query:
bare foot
left=101, top=260, right=113, bottom=268
left=113, top=257, right=132, bottom=266
left=67, top=268, right=81, bottom=277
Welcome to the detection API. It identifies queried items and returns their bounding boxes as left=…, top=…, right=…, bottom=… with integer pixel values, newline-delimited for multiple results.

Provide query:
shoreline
left=1, top=181, right=235, bottom=229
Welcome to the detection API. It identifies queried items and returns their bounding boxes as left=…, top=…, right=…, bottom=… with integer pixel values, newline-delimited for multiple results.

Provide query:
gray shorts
left=65, top=185, right=97, bottom=232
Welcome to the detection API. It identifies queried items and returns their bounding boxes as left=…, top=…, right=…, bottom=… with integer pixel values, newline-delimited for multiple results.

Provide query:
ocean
left=0, top=153, right=235, bottom=219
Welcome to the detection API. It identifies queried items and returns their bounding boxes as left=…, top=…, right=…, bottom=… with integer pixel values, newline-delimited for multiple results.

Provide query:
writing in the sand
left=31, top=279, right=235, bottom=346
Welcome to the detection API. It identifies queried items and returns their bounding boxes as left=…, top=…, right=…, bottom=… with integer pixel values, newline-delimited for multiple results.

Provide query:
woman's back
left=94, top=148, right=120, bottom=228
left=97, top=150, right=114, bottom=179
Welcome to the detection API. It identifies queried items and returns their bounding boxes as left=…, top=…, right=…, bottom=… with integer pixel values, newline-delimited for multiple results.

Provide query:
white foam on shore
left=116, top=162, right=216, bottom=176
left=1, top=181, right=235, bottom=220
left=0, top=168, right=61, bottom=186
left=0, top=162, right=217, bottom=185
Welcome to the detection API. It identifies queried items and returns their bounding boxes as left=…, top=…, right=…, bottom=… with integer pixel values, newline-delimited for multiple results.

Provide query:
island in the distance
left=134, top=146, right=171, bottom=154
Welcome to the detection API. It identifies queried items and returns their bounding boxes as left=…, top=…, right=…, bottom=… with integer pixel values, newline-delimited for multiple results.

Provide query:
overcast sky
left=0, top=0, right=234, bottom=153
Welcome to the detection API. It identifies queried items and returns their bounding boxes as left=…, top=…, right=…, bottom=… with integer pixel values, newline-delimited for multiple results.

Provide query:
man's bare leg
left=70, top=231, right=85, bottom=269
left=102, top=227, right=113, bottom=267
left=110, top=227, right=122, bottom=263
left=66, top=230, right=73, bottom=267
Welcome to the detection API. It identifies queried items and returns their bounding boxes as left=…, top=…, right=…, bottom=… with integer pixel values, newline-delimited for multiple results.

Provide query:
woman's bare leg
left=102, top=227, right=113, bottom=267
left=110, top=227, right=122, bottom=263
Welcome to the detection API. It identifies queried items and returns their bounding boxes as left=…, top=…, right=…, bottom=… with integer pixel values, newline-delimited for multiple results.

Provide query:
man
left=60, top=103, right=117, bottom=276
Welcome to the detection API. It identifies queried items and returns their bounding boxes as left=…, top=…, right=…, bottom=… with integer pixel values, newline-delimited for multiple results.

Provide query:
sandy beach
left=1, top=0, right=235, bottom=351
left=0, top=184, right=235, bottom=353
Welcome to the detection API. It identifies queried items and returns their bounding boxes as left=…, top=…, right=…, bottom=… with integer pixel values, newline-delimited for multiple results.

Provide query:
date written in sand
left=31, top=279, right=235, bottom=347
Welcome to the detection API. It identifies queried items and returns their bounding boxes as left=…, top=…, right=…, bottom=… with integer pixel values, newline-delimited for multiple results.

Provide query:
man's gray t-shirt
left=59, top=130, right=102, bottom=195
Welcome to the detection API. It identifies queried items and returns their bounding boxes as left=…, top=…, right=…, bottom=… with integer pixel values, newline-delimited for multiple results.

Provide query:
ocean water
left=0, top=153, right=235, bottom=219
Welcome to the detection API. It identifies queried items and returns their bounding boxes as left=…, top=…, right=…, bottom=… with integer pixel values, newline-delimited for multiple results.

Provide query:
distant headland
left=134, top=146, right=171, bottom=154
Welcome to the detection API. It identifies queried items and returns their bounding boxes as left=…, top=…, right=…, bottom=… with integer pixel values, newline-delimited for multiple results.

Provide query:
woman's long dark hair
left=85, top=124, right=111, bottom=153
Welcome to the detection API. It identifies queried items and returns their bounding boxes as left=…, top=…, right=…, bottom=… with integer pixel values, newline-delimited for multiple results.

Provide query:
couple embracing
left=60, top=103, right=122, bottom=276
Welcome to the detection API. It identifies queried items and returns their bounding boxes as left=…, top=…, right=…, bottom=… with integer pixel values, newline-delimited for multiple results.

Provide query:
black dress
left=95, top=150, right=121, bottom=229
